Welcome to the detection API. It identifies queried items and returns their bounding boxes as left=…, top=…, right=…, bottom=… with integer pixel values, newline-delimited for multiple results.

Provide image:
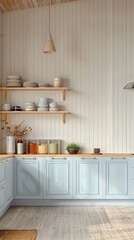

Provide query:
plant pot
left=66, top=147, right=79, bottom=154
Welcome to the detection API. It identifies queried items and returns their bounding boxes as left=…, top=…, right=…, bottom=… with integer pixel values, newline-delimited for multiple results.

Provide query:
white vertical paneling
left=1, top=0, right=134, bottom=153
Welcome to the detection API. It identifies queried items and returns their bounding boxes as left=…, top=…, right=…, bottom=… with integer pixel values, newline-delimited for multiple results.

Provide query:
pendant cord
left=49, top=0, right=51, bottom=33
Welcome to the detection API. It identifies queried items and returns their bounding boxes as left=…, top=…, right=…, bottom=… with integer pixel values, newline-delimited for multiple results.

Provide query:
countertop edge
left=0, top=153, right=134, bottom=160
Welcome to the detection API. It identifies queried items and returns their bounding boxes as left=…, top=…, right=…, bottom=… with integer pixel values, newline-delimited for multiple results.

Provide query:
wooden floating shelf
left=0, top=111, right=69, bottom=124
left=0, top=87, right=70, bottom=101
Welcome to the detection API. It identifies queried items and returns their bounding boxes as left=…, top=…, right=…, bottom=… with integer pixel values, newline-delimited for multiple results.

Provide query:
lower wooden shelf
left=0, top=111, right=69, bottom=124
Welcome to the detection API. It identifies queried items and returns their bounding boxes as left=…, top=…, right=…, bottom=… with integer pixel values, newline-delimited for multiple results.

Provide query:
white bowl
left=49, top=102, right=58, bottom=108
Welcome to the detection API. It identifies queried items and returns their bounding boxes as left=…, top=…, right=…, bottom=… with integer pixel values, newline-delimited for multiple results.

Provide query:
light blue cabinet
left=73, top=157, right=102, bottom=198
left=103, top=158, right=130, bottom=199
left=0, top=160, right=7, bottom=213
left=0, top=158, right=13, bottom=217
left=6, top=158, right=13, bottom=203
left=14, top=157, right=42, bottom=199
left=44, top=157, right=72, bottom=199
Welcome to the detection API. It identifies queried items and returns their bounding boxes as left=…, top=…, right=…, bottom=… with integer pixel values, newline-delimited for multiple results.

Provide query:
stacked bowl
left=6, top=75, right=22, bottom=87
left=25, top=102, right=36, bottom=111
left=37, top=97, right=49, bottom=111
left=49, top=102, right=59, bottom=111
left=2, top=103, right=11, bottom=111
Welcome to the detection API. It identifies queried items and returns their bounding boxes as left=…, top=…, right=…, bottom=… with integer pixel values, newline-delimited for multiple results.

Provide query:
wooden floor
left=0, top=206, right=134, bottom=239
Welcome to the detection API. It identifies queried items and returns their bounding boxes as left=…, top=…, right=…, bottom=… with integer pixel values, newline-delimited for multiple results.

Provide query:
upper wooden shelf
left=0, top=110, right=69, bottom=124
left=0, top=87, right=70, bottom=101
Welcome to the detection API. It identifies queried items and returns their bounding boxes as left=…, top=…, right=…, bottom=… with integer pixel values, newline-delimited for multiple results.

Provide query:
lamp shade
left=43, top=32, right=56, bottom=53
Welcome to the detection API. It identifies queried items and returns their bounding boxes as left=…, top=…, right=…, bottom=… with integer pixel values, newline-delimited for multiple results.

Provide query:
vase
left=17, top=140, right=24, bottom=154
left=6, top=136, right=16, bottom=154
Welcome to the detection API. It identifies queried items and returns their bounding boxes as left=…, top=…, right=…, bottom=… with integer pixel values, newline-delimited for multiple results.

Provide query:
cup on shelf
left=54, top=77, right=62, bottom=87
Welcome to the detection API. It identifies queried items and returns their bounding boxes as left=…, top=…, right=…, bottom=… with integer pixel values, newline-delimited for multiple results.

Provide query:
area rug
left=0, top=230, right=36, bottom=240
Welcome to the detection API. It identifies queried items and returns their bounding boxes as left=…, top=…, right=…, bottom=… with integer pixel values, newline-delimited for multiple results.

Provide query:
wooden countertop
left=0, top=153, right=134, bottom=159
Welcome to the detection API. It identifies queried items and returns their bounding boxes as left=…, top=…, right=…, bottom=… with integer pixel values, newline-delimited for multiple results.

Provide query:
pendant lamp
left=43, top=0, right=56, bottom=53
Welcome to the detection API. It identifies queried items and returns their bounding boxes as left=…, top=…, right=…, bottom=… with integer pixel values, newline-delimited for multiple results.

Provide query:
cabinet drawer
left=0, top=161, right=6, bottom=184
left=0, top=184, right=6, bottom=209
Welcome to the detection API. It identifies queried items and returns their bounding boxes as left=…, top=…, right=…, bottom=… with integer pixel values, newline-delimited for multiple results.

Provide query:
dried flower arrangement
left=1, top=120, right=32, bottom=142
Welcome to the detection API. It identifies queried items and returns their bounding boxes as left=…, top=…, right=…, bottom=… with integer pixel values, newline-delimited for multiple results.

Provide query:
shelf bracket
left=61, top=90, right=65, bottom=101
left=3, top=90, right=7, bottom=102
left=61, top=113, right=66, bottom=124
left=2, top=113, right=8, bottom=123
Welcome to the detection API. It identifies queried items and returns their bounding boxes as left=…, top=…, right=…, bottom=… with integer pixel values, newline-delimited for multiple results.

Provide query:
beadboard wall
left=1, top=0, right=134, bottom=153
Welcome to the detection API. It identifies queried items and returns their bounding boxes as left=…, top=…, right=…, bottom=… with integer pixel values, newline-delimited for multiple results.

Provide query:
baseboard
left=11, top=199, right=134, bottom=206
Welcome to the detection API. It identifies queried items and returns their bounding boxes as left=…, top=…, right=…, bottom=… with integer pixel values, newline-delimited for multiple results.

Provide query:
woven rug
left=0, top=230, right=36, bottom=240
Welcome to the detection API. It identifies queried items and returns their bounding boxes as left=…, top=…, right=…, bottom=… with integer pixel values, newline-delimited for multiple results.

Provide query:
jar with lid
left=38, top=140, right=48, bottom=154
left=28, top=140, right=37, bottom=154
left=49, top=140, right=58, bottom=154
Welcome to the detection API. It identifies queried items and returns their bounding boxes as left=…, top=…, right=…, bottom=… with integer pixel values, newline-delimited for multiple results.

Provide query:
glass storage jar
left=49, top=140, right=58, bottom=154
left=38, top=140, right=48, bottom=154
left=28, top=140, right=37, bottom=154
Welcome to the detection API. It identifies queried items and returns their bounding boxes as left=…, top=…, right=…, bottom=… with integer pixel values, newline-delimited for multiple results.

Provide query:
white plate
left=7, top=75, right=21, bottom=79
left=49, top=108, right=59, bottom=111
left=6, top=83, right=22, bottom=87
left=23, top=82, right=38, bottom=87
left=7, top=79, right=22, bottom=83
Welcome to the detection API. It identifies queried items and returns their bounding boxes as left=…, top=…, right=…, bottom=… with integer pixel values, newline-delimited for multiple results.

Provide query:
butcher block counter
left=0, top=153, right=134, bottom=159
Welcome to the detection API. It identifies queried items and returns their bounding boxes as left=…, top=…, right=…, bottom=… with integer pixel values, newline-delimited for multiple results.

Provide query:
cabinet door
left=104, top=159, right=130, bottom=198
left=6, top=158, right=13, bottom=203
left=0, top=160, right=6, bottom=184
left=73, top=158, right=102, bottom=198
left=0, top=184, right=6, bottom=210
left=14, top=158, right=42, bottom=199
left=46, top=158, right=72, bottom=199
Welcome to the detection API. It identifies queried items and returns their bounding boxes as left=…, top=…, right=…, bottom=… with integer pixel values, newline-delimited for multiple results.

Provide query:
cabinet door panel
left=75, top=161, right=101, bottom=197
left=77, top=162, right=99, bottom=195
left=6, top=158, right=13, bottom=202
left=15, top=161, right=40, bottom=197
left=0, top=161, right=6, bottom=184
left=47, top=161, right=70, bottom=196
left=0, top=184, right=6, bottom=209
left=106, top=161, right=128, bottom=196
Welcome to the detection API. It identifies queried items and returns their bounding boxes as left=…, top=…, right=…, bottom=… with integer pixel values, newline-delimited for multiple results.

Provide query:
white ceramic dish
left=49, top=102, right=57, bottom=108
left=49, top=107, right=59, bottom=111
left=37, top=107, right=48, bottom=111
left=38, top=83, right=51, bottom=87
left=6, top=83, right=22, bottom=87
left=7, top=75, right=22, bottom=79
left=23, top=82, right=38, bottom=87
left=7, top=79, right=22, bottom=83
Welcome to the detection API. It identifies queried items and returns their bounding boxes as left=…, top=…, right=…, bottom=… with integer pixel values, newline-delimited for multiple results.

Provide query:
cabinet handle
left=0, top=161, right=4, bottom=163
left=81, top=157, right=97, bottom=160
left=51, top=157, right=67, bottom=160
left=22, top=157, right=37, bottom=160
left=111, top=157, right=126, bottom=159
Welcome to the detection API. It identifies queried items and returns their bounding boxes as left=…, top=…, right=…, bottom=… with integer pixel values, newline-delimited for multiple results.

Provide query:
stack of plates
left=25, top=102, right=36, bottom=111
left=23, top=82, right=38, bottom=87
left=37, top=97, right=49, bottom=111
left=6, top=75, right=22, bottom=87
left=49, top=101, right=59, bottom=111
left=2, top=103, right=11, bottom=111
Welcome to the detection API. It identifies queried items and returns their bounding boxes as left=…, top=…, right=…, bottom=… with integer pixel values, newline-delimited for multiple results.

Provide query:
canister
left=49, top=141, right=58, bottom=154
left=28, top=140, right=37, bottom=154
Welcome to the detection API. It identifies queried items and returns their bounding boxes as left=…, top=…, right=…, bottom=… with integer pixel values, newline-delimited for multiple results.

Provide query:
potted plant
left=66, top=142, right=80, bottom=154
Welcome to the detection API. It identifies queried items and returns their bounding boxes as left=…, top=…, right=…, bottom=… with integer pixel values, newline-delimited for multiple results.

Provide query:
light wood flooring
left=0, top=206, right=134, bottom=239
